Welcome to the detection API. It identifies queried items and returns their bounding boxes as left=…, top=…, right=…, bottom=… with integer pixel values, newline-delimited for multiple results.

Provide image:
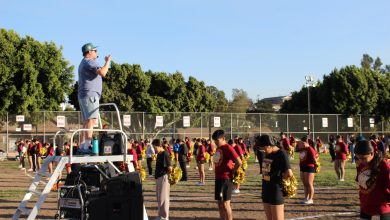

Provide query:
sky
left=1, top=1, right=389, bottom=101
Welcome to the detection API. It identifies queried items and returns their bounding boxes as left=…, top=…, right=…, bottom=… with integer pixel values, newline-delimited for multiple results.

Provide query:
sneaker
left=21, top=168, right=26, bottom=171
left=148, top=175, right=154, bottom=178
left=304, top=199, right=314, bottom=204
left=18, top=165, right=22, bottom=168
left=301, top=198, right=308, bottom=204
left=339, top=178, right=345, bottom=182
left=232, top=189, right=240, bottom=194
left=255, top=159, right=259, bottom=162
left=208, top=167, right=213, bottom=171
left=196, top=182, right=205, bottom=186
left=186, top=165, right=190, bottom=168
left=28, top=169, right=33, bottom=172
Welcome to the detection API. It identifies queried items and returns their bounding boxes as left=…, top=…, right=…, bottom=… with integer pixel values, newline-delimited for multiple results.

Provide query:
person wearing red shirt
left=355, top=139, right=390, bottom=219
left=280, top=132, right=294, bottom=159
left=315, top=136, right=323, bottom=153
left=196, top=141, right=206, bottom=186
left=206, top=139, right=215, bottom=171
left=232, top=139, right=244, bottom=193
left=34, top=139, right=43, bottom=171
left=185, top=137, right=192, bottom=168
left=335, top=135, right=348, bottom=181
left=238, top=138, right=247, bottom=154
left=127, top=140, right=138, bottom=170
left=212, top=130, right=241, bottom=220
left=46, top=143, right=54, bottom=175
left=299, top=136, right=318, bottom=205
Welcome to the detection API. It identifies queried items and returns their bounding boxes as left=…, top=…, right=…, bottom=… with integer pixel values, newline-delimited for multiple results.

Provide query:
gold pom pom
left=282, top=175, right=298, bottom=198
left=315, top=160, right=321, bottom=173
left=40, top=147, right=47, bottom=156
left=141, top=149, right=146, bottom=159
left=170, top=152, right=175, bottom=161
left=233, top=168, right=246, bottom=184
left=243, top=153, right=250, bottom=160
left=204, top=152, right=210, bottom=162
left=242, top=159, right=248, bottom=170
left=169, top=165, right=182, bottom=185
left=137, top=166, right=146, bottom=182
left=152, top=154, right=157, bottom=161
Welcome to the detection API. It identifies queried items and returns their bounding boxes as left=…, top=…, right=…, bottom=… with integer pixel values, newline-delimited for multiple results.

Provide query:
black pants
left=179, top=160, right=187, bottom=181
left=146, top=158, right=153, bottom=175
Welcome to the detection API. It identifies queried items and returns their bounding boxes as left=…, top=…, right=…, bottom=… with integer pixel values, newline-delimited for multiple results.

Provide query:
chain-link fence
left=1, top=111, right=389, bottom=154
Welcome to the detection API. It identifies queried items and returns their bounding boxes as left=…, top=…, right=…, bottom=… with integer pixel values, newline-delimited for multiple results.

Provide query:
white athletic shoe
left=208, top=167, right=213, bottom=171
left=339, top=178, right=345, bottom=182
left=28, top=168, right=33, bottom=172
left=20, top=168, right=25, bottom=171
left=18, top=165, right=22, bottom=168
left=232, top=189, right=240, bottom=194
left=304, top=199, right=313, bottom=204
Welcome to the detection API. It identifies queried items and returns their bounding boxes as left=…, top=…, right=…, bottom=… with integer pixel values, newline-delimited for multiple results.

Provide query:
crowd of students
left=14, top=131, right=389, bottom=220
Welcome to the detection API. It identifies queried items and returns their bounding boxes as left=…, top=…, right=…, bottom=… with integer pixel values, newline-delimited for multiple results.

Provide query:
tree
left=228, top=88, right=251, bottom=113
left=361, top=54, right=373, bottom=70
left=0, top=29, right=74, bottom=115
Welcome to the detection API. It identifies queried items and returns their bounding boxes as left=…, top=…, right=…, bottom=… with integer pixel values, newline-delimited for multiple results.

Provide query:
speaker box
left=87, top=195, right=107, bottom=220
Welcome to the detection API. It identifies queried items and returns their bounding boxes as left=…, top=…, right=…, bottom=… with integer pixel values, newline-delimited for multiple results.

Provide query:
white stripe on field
left=287, top=212, right=356, bottom=220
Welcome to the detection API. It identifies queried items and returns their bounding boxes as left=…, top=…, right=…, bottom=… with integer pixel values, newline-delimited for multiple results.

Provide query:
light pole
left=305, top=75, right=315, bottom=135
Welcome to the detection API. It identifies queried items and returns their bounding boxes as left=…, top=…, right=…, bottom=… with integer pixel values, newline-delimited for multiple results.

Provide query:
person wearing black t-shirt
left=152, top=138, right=172, bottom=220
left=258, top=134, right=293, bottom=220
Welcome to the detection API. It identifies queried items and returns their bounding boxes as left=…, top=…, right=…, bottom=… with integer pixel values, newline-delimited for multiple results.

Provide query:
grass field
left=0, top=151, right=363, bottom=220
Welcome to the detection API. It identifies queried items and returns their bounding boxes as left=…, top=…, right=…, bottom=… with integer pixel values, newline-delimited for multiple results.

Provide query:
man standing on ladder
left=78, top=43, right=111, bottom=153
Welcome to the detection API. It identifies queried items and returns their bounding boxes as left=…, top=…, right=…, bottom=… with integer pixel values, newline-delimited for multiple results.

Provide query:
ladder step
left=29, top=189, right=42, bottom=196
left=18, top=207, right=31, bottom=215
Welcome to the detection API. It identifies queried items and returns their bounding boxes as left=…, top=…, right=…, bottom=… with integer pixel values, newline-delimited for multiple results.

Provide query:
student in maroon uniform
left=47, top=143, right=54, bottom=175
left=299, top=136, right=318, bottom=205
left=196, top=140, right=206, bottom=186
left=238, top=138, right=247, bottom=155
left=212, top=130, right=241, bottom=220
left=355, top=139, right=390, bottom=219
left=258, top=134, right=293, bottom=220
left=206, top=139, right=215, bottom=171
left=315, top=136, right=323, bottom=153
left=335, top=135, right=348, bottom=181
left=34, top=139, right=43, bottom=171
left=127, top=140, right=139, bottom=170
left=185, top=137, right=192, bottom=168
left=232, top=138, right=244, bottom=193
left=280, top=132, right=293, bottom=159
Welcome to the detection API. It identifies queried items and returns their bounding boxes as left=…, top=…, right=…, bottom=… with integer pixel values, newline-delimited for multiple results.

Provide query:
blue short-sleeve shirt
left=78, top=58, right=102, bottom=99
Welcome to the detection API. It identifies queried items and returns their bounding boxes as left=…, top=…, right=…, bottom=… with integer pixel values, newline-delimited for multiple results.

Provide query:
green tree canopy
left=0, top=29, right=74, bottom=115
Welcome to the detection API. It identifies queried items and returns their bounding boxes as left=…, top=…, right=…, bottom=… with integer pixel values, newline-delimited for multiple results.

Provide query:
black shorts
left=262, top=181, right=284, bottom=205
left=360, top=211, right=390, bottom=220
left=300, top=166, right=316, bottom=173
left=215, top=179, right=233, bottom=201
left=198, top=160, right=206, bottom=165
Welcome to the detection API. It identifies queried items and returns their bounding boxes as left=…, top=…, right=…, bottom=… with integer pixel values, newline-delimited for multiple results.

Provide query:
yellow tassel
left=282, top=175, right=298, bottom=198
left=233, top=167, right=246, bottom=184
left=169, top=165, right=182, bottom=185
left=137, top=166, right=146, bottom=182
left=204, top=152, right=210, bottom=162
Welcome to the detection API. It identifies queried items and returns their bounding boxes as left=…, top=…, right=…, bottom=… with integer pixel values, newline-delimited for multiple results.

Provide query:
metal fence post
left=336, top=115, right=339, bottom=135
left=142, top=112, right=145, bottom=139
left=201, top=113, right=203, bottom=138
left=286, top=114, right=289, bottom=135
left=312, top=114, right=315, bottom=139
left=359, top=115, right=362, bottom=136
left=259, top=113, right=262, bottom=135
left=230, top=113, right=233, bottom=139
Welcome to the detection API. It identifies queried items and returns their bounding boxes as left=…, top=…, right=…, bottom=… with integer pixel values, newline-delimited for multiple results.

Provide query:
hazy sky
left=1, top=0, right=389, bottom=101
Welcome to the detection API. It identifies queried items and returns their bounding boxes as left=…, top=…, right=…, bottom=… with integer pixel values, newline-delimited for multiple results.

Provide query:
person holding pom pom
left=257, top=134, right=293, bottom=220
left=212, top=130, right=242, bottom=220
